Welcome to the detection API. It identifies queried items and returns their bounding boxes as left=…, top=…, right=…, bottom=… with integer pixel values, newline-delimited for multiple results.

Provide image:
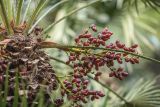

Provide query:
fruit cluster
left=54, top=98, right=64, bottom=107
left=62, top=24, right=140, bottom=106
left=68, top=24, right=139, bottom=80
left=62, top=78, right=104, bottom=105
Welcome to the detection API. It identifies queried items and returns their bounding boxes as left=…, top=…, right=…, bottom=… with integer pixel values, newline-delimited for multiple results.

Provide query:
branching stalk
left=87, top=75, right=129, bottom=104
left=42, top=43, right=160, bottom=64
left=56, top=76, right=71, bottom=93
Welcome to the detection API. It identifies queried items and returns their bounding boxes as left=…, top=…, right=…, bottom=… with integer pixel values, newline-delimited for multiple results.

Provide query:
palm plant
left=0, top=0, right=160, bottom=107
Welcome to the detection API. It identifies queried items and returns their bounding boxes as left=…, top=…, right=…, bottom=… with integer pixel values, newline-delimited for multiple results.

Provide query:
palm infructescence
left=0, top=0, right=160, bottom=107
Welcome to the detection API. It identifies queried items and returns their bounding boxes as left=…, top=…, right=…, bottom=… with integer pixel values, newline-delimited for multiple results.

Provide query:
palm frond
left=28, top=0, right=68, bottom=34
left=26, top=0, right=49, bottom=32
left=123, top=0, right=160, bottom=12
left=16, top=0, right=24, bottom=25
left=22, top=0, right=32, bottom=22
left=0, top=0, right=13, bottom=34
left=119, top=77, right=160, bottom=107
left=21, top=81, right=28, bottom=107
left=2, top=66, right=9, bottom=107
left=143, top=0, right=160, bottom=13
left=13, top=70, right=19, bottom=107
left=42, top=0, right=103, bottom=35
left=6, top=0, right=13, bottom=21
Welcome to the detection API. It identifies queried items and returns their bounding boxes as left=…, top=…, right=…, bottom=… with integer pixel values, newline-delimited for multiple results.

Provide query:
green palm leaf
left=26, top=0, right=49, bottom=32
left=16, top=0, right=24, bottom=25
left=28, top=0, right=68, bottom=33
left=120, top=77, right=160, bottom=107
